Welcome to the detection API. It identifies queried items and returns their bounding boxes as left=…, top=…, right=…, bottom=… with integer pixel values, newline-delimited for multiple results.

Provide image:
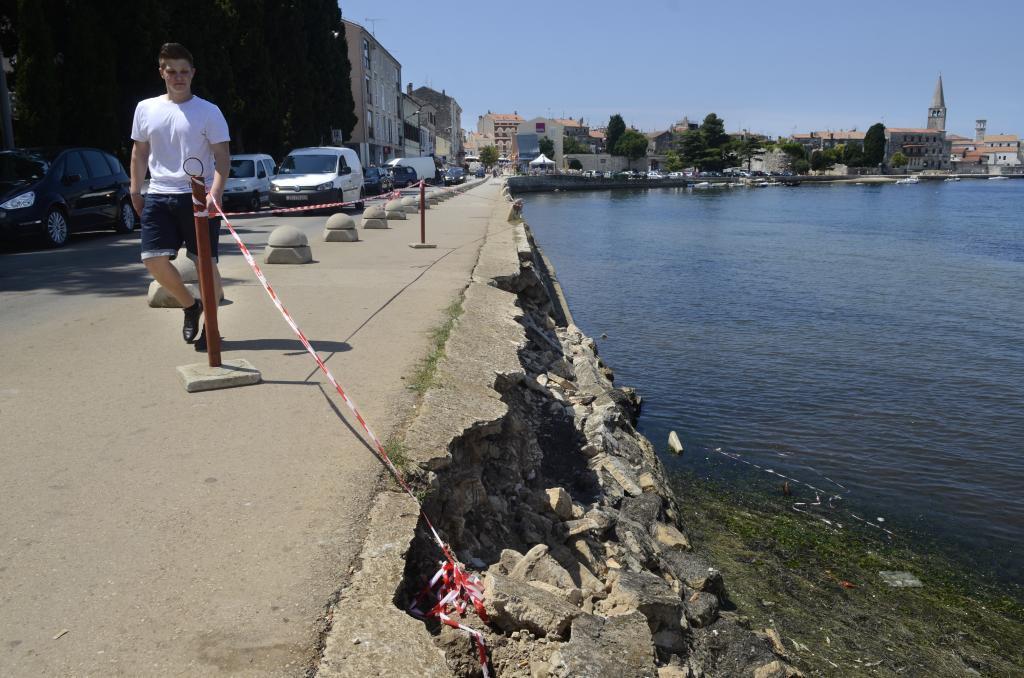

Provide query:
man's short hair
left=158, top=43, right=194, bottom=68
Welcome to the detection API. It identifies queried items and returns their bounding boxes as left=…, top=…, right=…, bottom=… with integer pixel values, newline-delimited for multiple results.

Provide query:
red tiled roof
left=984, top=134, right=1018, bottom=142
left=887, top=128, right=943, bottom=134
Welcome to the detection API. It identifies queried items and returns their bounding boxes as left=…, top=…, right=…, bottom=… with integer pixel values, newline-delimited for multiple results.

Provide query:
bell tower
left=975, top=119, right=987, bottom=141
left=927, top=75, right=946, bottom=131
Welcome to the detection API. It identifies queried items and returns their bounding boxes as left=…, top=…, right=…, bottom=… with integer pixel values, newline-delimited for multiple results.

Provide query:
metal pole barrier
left=419, top=179, right=426, bottom=244
left=190, top=176, right=222, bottom=367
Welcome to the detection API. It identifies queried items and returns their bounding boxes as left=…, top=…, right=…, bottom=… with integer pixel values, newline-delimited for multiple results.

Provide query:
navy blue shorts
left=140, top=193, right=221, bottom=262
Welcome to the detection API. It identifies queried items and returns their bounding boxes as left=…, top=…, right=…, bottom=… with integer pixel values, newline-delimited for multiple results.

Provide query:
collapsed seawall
left=315, top=183, right=800, bottom=677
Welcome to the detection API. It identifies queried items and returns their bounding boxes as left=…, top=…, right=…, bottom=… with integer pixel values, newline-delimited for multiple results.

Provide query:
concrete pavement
left=0, top=180, right=500, bottom=675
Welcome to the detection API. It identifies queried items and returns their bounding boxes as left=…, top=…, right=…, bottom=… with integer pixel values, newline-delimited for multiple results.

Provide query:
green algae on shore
left=671, top=472, right=1024, bottom=676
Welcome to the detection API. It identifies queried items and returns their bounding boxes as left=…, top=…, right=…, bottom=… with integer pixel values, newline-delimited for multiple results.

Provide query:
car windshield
left=394, top=167, right=414, bottom=176
left=279, top=154, right=336, bottom=175
left=446, top=168, right=462, bottom=176
left=229, top=159, right=255, bottom=178
left=366, top=168, right=379, bottom=179
left=0, top=152, right=48, bottom=181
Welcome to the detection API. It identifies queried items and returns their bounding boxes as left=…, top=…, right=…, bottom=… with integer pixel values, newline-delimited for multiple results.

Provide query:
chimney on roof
left=407, top=83, right=412, bottom=94
left=442, top=88, right=445, bottom=96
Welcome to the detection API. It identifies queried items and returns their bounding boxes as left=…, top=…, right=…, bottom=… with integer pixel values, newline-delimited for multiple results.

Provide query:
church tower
left=927, top=75, right=946, bottom=131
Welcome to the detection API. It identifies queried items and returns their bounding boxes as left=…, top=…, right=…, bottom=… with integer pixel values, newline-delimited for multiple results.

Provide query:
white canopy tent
left=529, top=154, right=554, bottom=166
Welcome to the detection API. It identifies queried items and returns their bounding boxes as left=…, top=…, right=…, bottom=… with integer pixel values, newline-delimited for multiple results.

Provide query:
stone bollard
left=384, top=199, right=407, bottom=220
left=147, top=249, right=223, bottom=307
left=264, top=225, right=313, bottom=264
left=427, top=192, right=440, bottom=205
left=361, top=204, right=389, bottom=229
left=323, top=212, right=358, bottom=242
left=400, top=196, right=419, bottom=214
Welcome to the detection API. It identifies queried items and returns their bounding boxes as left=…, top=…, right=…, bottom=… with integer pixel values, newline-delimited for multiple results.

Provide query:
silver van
left=225, top=153, right=276, bottom=211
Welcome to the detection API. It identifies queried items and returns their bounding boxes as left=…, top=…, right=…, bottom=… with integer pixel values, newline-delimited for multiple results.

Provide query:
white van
left=270, top=146, right=364, bottom=209
left=386, top=157, right=439, bottom=185
left=225, top=153, right=275, bottom=211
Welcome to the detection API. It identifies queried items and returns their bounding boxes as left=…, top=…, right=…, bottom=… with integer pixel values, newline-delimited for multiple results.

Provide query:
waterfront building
left=554, top=117, right=590, bottom=144
left=588, top=129, right=606, bottom=153
left=343, top=19, right=403, bottom=167
left=477, top=112, right=523, bottom=159
left=645, top=130, right=674, bottom=155
left=791, top=130, right=866, bottom=156
left=516, top=118, right=565, bottom=165
left=464, top=131, right=494, bottom=158
left=410, top=85, right=463, bottom=164
left=883, top=75, right=951, bottom=171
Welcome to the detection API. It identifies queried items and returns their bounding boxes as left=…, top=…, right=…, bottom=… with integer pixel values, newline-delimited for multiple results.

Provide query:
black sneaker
left=182, top=299, right=203, bottom=344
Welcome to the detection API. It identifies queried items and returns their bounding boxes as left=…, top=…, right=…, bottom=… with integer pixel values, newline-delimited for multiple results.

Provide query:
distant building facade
left=343, top=19, right=403, bottom=167
left=884, top=75, right=951, bottom=171
left=410, top=85, right=463, bottom=164
left=477, top=112, right=523, bottom=159
left=516, top=118, right=564, bottom=165
left=402, top=92, right=436, bottom=158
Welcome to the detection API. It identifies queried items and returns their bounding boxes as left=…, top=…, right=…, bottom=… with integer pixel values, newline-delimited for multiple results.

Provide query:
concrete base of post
left=177, top=358, right=262, bottom=393
left=408, top=242, right=437, bottom=249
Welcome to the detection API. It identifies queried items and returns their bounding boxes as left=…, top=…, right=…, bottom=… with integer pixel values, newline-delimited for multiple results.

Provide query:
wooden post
left=190, top=177, right=222, bottom=367
left=419, top=179, right=426, bottom=244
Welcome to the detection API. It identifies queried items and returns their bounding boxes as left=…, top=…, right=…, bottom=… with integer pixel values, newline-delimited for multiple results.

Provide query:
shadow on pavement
left=221, top=337, right=351, bottom=354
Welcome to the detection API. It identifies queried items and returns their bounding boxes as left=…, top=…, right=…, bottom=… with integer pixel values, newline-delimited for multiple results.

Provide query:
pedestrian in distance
left=130, top=42, right=230, bottom=345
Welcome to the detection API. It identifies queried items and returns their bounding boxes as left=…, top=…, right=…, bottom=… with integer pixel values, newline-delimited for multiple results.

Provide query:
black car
left=389, top=165, right=417, bottom=189
left=443, top=167, right=465, bottom=185
left=0, top=147, right=134, bottom=247
left=362, top=166, right=393, bottom=196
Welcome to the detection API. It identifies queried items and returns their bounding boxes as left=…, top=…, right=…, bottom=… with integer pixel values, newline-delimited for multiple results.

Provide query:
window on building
left=365, top=76, right=372, bottom=104
left=367, top=110, right=374, bottom=139
left=362, top=39, right=370, bottom=70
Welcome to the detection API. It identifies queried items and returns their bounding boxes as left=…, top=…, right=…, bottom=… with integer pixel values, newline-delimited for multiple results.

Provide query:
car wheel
left=44, top=206, right=70, bottom=247
left=114, top=199, right=136, bottom=233
left=249, top=191, right=260, bottom=211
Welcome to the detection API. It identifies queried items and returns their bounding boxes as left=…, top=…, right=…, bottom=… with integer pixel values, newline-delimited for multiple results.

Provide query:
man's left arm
left=208, top=141, right=230, bottom=213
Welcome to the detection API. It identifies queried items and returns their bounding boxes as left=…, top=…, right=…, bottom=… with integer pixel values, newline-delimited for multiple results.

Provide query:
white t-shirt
left=131, top=94, right=230, bottom=194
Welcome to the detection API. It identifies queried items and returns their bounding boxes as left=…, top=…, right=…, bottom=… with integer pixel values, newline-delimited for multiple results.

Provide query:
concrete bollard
left=384, top=199, right=407, bottom=220
left=264, top=225, right=313, bottom=264
left=361, top=204, right=389, bottom=229
left=323, top=212, right=358, bottom=242
left=148, top=249, right=223, bottom=307
left=400, top=196, right=419, bottom=214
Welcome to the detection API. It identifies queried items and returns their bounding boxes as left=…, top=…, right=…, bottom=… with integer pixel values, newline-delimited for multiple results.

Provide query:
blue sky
left=339, top=0, right=1024, bottom=138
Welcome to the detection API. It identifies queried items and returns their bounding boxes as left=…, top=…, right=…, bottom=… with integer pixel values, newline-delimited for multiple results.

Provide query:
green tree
left=479, top=145, right=498, bottom=166
left=564, top=134, right=589, bottom=154
left=729, top=136, right=764, bottom=170
left=843, top=143, right=864, bottom=167
left=793, top=158, right=810, bottom=174
left=664, top=149, right=684, bottom=172
left=14, top=0, right=59, bottom=145
left=614, top=129, right=648, bottom=161
left=810, top=149, right=835, bottom=172
left=890, top=151, right=908, bottom=168
left=677, top=129, right=705, bottom=167
left=699, top=113, right=728, bottom=149
left=538, top=136, right=555, bottom=158
left=606, top=114, right=625, bottom=155
left=863, top=123, right=886, bottom=167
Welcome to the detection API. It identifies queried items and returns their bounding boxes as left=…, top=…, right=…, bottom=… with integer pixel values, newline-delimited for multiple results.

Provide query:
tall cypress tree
left=14, top=0, right=58, bottom=145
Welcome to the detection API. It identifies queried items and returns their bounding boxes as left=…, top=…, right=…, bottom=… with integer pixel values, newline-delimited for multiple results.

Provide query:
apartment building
left=343, top=19, right=403, bottom=167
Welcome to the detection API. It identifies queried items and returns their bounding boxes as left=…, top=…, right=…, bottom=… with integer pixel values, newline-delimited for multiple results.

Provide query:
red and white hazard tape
left=209, top=192, right=491, bottom=674
left=220, top=189, right=404, bottom=217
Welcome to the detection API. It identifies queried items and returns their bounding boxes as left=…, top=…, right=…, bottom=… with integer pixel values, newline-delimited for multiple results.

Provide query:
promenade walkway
left=0, top=180, right=499, bottom=675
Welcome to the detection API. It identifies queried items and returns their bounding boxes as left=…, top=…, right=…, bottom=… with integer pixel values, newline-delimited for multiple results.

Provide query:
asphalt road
left=0, top=182, right=496, bottom=675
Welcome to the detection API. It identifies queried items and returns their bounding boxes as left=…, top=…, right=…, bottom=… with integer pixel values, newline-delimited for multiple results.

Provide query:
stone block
left=668, top=430, right=684, bottom=455
left=654, top=522, right=691, bottom=551
left=545, top=487, right=573, bottom=520
left=361, top=217, right=389, bottom=229
left=603, top=570, right=684, bottom=636
left=683, top=590, right=719, bottom=628
left=547, top=611, right=657, bottom=678
left=363, top=205, right=386, bottom=219
left=660, top=551, right=724, bottom=594
left=509, top=544, right=577, bottom=591
left=483, top=573, right=584, bottom=639
left=267, top=224, right=308, bottom=247
left=147, top=280, right=224, bottom=308
left=176, top=358, right=261, bottom=393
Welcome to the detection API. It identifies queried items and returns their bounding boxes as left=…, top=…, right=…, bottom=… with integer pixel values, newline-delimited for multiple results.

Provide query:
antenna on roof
left=364, top=17, right=384, bottom=36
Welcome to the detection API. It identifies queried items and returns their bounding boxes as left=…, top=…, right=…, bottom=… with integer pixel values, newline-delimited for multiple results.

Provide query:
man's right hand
left=131, top=193, right=145, bottom=217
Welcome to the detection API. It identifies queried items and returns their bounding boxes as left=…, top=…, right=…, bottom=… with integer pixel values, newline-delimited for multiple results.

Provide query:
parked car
left=270, top=146, right=364, bottom=209
left=224, top=153, right=275, bottom=211
left=647, top=171, right=664, bottom=179
left=0, top=147, right=135, bottom=247
left=667, top=171, right=686, bottom=178
left=474, top=166, right=486, bottom=178
left=363, top=166, right=393, bottom=196
left=443, top=167, right=466, bottom=185
left=386, top=157, right=439, bottom=185
left=389, top=165, right=418, bottom=189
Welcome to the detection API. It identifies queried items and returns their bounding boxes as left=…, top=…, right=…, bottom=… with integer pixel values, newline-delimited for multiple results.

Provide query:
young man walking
left=130, top=42, right=230, bottom=344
